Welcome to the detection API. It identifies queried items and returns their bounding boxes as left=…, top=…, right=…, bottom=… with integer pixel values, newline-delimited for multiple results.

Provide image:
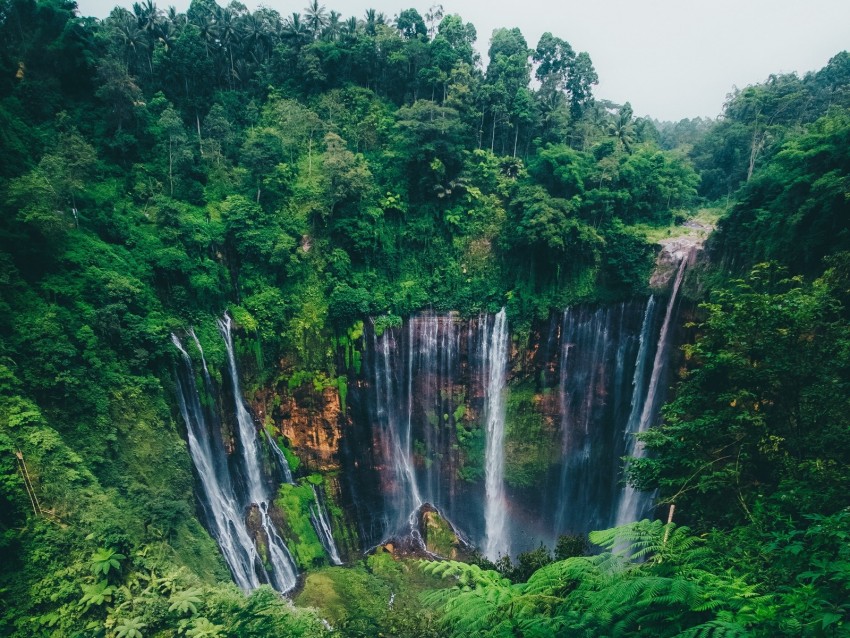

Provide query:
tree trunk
left=197, top=114, right=203, bottom=157
left=168, top=137, right=174, bottom=196
left=747, top=126, right=768, bottom=182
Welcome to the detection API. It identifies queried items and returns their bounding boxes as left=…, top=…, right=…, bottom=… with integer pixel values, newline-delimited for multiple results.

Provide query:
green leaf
left=822, top=613, right=842, bottom=629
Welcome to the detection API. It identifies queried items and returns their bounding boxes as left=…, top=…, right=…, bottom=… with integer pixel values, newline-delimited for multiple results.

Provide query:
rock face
left=651, top=238, right=700, bottom=291
left=249, top=240, right=702, bottom=559
left=254, top=383, right=343, bottom=472
left=650, top=221, right=713, bottom=293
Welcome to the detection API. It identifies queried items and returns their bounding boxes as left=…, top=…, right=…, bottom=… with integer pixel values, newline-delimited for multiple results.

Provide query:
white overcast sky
left=75, top=0, right=850, bottom=121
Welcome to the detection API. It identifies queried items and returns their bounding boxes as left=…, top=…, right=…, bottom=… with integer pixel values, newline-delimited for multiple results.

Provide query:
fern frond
left=418, top=559, right=508, bottom=588
left=523, top=557, right=596, bottom=595
left=673, top=620, right=752, bottom=638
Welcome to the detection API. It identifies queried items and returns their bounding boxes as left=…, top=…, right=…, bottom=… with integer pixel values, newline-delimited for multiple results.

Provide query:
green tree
left=484, top=27, right=531, bottom=154
left=630, top=265, right=850, bottom=529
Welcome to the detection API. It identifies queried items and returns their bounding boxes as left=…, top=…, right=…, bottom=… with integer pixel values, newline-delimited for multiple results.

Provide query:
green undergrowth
left=631, top=207, right=721, bottom=245
left=294, top=552, right=445, bottom=637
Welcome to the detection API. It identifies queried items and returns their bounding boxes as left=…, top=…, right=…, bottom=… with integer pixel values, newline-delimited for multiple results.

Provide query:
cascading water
left=216, top=314, right=298, bottom=590
left=172, top=334, right=261, bottom=592
left=264, top=429, right=294, bottom=484
left=226, top=337, right=341, bottom=564
left=624, top=297, right=658, bottom=441
left=310, top=485, right=343, bottom=565
left=616, top=256, right=689, bottom=525
left=172, top=316, right=298, bottom=592
left=345, top=285, right=687, bottom=557
left=353, top=312, right=506, bottom=551
left=544, top=301, right=648, bottom=538
left=217, top=315, right=266, bottom=504
left=371, top=323, right=423, bottom=542
left=481, top=309, right=509, bottom=561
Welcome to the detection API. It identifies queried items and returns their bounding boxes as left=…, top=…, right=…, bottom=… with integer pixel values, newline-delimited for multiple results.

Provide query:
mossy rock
left=420, top=507, right=466, bottom=560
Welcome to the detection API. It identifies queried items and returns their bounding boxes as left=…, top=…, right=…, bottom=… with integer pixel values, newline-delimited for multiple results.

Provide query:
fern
left=168, top=588, right=203, bottom=615
left=90, top=547, right=125, bottom=577
left=420, top=559, right=523, bottom=637
left=114, top=617, right=146, bottom=638
left=418, top=559, right=509, bottom=588
left=673, top=620, right=752, bottom=638
left=185, top=617, right=226, bottom=638
left=78, top=580, right=115, bottom=610
left=523, top=556, right=596, bottom=596
left=424, top=524, right=765, bottom=638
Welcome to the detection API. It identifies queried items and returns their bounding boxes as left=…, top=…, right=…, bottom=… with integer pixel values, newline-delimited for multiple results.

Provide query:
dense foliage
left=1, top=0, right=849, bottom=635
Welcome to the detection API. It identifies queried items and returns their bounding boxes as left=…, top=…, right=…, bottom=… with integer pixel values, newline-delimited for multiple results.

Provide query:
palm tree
left=231, top=58, right=254, bottom=89
left=609, top=102, right=636, bottom=153
left=241, top=13, right=268, bottom=63
left=249, top=8, right=283, bottom=59
left=110, top=10, right=148, bottom=70
left=363, top=8, right=377, bottom=35
left=166, top=6, right=186, bottom=30
left=194, top=12, right=220, bottom=59
left=215, top=6, right=241, bottom=87
left=133, top=0, right=162, bottom=38
left=283, top=13, right=309, bottom=47
left=156, top=19, right=177, bottom=51
left=342, top=16, right=359, bottom=39
left=304, top=0, right=328, bottom=38
left=322, top=10, right=341, bottom=41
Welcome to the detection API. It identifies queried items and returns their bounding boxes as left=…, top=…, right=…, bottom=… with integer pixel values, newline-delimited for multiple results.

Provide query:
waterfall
left=174, top=317, right=298, bottom=593
left=553, top=304, right=638, bottom=536
left=371, top=322, right=423, bottom=541
left=216, top=314, right=298, bottom=591
left=638, top=259, right=688, bottom=436
left=361, top=312, right=498, bottom=552
left=482, top=309, right=509, bottom=561
left=264, top=429, right=294, bottom=484
left=350, top=296, right=684, bottom=557
left=217, top=315, right=266, bottom=504
left=624, top=296, right=658, bottom=440
left=310, top=485, right=343, bottom=565
left=218, top=322, right=341, bottom=565
left=172, top=333, right=263, bottom=592
left=617, top=257, right=689, bottom=525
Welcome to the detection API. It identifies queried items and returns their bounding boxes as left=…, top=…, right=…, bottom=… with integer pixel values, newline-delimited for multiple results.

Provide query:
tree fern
left=673, top=620, right=752, bottom=638
left=90, top=547, right=125, bottom=577
left=423, top=523, right=766, bottom=638
left=168, top=588, right=203, bottom=615
left=523, top=556, right=597, bottom=596
left=419, top=559, right=509, bottom=588
left=590, top=519, right=707, bottom=568
left=114, top=616, right=146, bottom=638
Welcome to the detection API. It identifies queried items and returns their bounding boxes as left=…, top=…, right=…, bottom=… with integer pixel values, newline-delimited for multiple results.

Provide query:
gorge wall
left=176, top=247, right=698, bottom=588
left=260, top=254, right=694, bottom=559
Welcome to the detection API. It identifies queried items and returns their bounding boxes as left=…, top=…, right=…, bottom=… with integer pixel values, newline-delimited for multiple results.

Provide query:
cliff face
left=255, top=300, right=685, bottom=557
left=650, top=221, right=713, bottom=293
left=247, top=239, right=704, bottom=557
left=253, top=383, right=343, bottom=473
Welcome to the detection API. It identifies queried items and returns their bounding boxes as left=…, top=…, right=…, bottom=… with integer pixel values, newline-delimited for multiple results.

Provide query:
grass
left=631, top=207, right=723, bottom=245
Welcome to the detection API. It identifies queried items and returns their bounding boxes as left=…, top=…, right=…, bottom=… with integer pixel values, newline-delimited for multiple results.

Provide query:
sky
left=74, top=0, right=850, bottom=122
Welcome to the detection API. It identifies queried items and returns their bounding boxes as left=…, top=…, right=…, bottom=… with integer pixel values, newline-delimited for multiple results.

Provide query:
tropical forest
left=1, top=0, right=850, bottom=636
